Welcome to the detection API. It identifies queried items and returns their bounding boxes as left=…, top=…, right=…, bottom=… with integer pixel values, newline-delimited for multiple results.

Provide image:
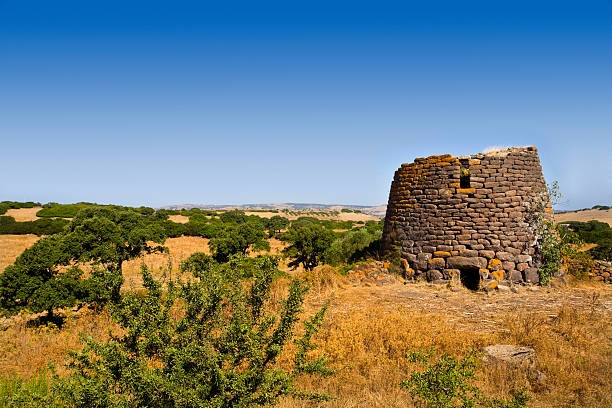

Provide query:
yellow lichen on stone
left=491, top=270, right=504, bottom=281
left=456, top=188, right=476, bottom=194
left=433, top=251, right=451, bottom=258
left=483, top=280, right=498, bottom=289
left=488, top=259, right=502, bottom=267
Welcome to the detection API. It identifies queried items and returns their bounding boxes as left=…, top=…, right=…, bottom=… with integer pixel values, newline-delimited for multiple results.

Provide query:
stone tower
left=382, top=146, right=549, bottom=289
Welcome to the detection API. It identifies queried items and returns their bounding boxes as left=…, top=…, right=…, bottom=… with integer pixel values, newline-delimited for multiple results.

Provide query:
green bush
left=401, top=350, right=529, bottom=408
left=36, top=203, right=87, bottom=218
left=0, top=216, right=69, bottom=236
left=0, top=369, right=52, bottom=407
left=324, top=227, right=382, bottom=266
left=560, top=220, right=612, bottom=261
left=56, top=260, right=331, bottom=407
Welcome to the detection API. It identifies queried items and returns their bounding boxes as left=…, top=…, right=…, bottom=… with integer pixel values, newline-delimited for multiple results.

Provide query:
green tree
left=219, top=209, right=248, bottom=224
left=324, top=227, right=382, bottom=266
left=0, top=234, right=78, bottom=317
left=281, top=222, right=335, bottom=270
left=265, top=215, right=290, bottom=237
left=0, top=208, right=167, bottom=317
left=52, top=257, right=332, bottom=407
left=209, top=220, right=270, bottom=262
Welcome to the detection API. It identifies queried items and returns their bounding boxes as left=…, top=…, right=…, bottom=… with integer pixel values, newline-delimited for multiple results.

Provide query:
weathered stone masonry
left=382, top=146, right=549, bottom=289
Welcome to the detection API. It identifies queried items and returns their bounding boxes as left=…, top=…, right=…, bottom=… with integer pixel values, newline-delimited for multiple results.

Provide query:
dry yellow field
left=1, top=269, right=610, bottom=407
left=167, top=214, right=190, bottom=223
left=3, top=207, right=42, bottom=222
left=0, top=234, right=41, bottom=271
left=555, top=208, right=612, bottom=226
left=243, top=209, right=380, bottom=222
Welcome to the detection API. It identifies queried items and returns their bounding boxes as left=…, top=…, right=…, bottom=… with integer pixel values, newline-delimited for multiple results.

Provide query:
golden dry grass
left=0, top=234, right=41, bottom=271
left=0, top=268, right=610, bottom=407
left=242, top=209, right=380, bottom=223
left=3, top=207, right=42, bottom=222
left=121, top=236, right=211, bottom=287
left=167, top=214, right=190, bottom=223
left=555, top=208, right=612, bottom=226
left=0, top=308, right=114, bottom=377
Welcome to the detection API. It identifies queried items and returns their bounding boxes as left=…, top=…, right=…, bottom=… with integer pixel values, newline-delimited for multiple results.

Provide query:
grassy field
left=1, top=269, right=610, bottom=407
left=2, top=207, right=611, bottom=407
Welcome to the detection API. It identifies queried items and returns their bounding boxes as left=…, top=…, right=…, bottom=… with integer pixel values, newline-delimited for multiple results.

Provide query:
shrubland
left=0, top=199, right=610, bottom=407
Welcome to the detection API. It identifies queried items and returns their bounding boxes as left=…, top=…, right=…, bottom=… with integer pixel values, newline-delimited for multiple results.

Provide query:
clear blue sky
left=1, top=1, right=610, bottom=210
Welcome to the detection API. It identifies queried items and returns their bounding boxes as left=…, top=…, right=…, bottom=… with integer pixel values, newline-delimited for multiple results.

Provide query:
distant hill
left=159, top=203, right=387, bottom=217
left=555, top=207, right=612, bottom=226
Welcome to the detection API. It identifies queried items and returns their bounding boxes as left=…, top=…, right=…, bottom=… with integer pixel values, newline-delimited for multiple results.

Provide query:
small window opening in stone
left=459, top=267, right=480, bottom=290
left=460, top=166, right=470, bottom=188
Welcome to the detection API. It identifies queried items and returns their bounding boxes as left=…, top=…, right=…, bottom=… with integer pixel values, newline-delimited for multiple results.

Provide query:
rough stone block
left=509, top=270, right=523, bottom=283
left=427, top=269, right=443, bottom=281
left=446, top=256, right=487, bottom=269
left=479, top=250, right=496, bottom=259
left=524, top=268, right=539, bottom=283
left=496, top=251, right=515, bottom=261
left=428, top=258, right=446, bottom=269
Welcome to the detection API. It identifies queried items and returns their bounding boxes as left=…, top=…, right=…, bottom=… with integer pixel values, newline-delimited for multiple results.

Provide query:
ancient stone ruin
left=382, top=146, right=549, bottom=290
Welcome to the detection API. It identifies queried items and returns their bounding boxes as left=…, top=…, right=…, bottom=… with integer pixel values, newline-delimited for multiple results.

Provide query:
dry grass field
left=0, top=269, right=610, bottom=407
left=0, top=235, right=41, bottom=271
left=167, top=214, right=190, bottom=223
left=243, top=209, right=380, bottom=223
left=555, top=208, right=612, bottom=226
left=3, top=207, right=611, bottom=406
left=3, top=207, right=42, bottom=222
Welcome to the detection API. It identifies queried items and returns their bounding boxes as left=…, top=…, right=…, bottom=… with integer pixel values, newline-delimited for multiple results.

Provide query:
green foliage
left=561, top=220, right=612, bottom=261
left=51, top=258, right=332, bottom=407
left=401, top=350, right=529, bottom=408
left=264, top=215, right=290, bottom=237
left=0, top=369, right=53, bottom=407
left=183, top=215, right=223, bottom=238
left=527, top=181, right=564, bottom=285
left=0, top=208, right=167, bottom=317
left=281, top=221, right=336, bottom=270
left=36, top=202, right=156, bottom=218
left=324, top=226, right=382, bottom=266
left=36, top=203, right=92, bottom=218
left=0, top=216, right=70, bottom=236
left=291, top=216, right=354, bottom=231
left=209, top=220, right=270, bottom=262
left=219, top=209, right=249, bottom=224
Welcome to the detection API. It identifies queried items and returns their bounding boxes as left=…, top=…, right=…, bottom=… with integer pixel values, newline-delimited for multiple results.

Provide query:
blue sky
left=1, top=1, right=610, bottom=210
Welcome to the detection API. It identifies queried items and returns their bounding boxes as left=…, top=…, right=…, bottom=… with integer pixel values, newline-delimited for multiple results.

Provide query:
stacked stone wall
left=382, top=146, right=549, bottom=288
left=591, top=260, right=612, bottom=283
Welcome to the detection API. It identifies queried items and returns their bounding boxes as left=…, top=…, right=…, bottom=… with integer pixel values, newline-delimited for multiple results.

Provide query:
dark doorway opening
left=459, top=158, right=471, bottom=188
left=459, top=267, right=480, bottom=290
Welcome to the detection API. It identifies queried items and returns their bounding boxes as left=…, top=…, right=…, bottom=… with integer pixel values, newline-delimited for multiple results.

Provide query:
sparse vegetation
left=401, top=350, right=528, bottom=408
left=560, top=220, right=612, bottom=261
